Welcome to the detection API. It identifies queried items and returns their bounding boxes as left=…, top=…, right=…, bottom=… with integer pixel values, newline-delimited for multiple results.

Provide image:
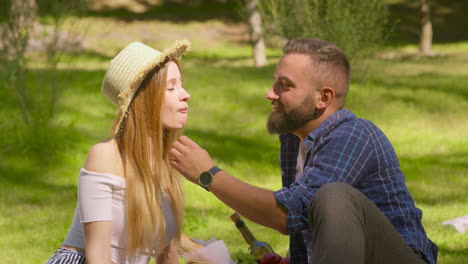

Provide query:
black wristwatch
left=198, top=166, right=222, bottom=191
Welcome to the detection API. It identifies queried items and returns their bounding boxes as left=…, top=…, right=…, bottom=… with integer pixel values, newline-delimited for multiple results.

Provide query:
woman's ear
left=316, top=86, right=335, bottom=110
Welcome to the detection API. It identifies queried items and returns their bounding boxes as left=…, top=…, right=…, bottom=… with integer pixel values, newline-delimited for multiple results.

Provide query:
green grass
left=1, top=10, right=467, bottom=264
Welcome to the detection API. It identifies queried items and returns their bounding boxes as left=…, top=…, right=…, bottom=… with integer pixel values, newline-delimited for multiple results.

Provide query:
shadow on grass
left=0, top=177, right=77, bottom=208
left=0, top=67, right=108, bottom=263
left=400, top=152, right=468, bottom=206
left=185, top=128, right=278, bottom=167
left=376, top=72, right=467, bottom=100
left=82, top=1, right=242, bottom=23
left=67, top=49, right=114, bottom=61
left=0, top=123, right=88, bottom=183
left=0, top=68, right=102, bottom=192
left=0, top=126, right=79, bottom=207
left=438, top=245, right=468, bottom=263
left=351, top=70, right=468, bottom=117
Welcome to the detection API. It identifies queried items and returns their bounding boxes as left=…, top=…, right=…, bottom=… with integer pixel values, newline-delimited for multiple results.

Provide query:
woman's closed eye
left=167, top=79, right=183, bottom=91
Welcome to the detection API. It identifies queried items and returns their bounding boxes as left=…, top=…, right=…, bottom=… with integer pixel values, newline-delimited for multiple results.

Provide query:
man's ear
left=316, top=86, right=335, bottom=110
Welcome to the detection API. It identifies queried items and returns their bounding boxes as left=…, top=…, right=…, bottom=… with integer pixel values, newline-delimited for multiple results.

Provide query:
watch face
left=199, top=171, right=213, bottom=186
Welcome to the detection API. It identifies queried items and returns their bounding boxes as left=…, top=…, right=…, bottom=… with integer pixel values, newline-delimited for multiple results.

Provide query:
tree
left=1, top=0, right=38, bottom=126
left=10, top=0, right=38, bottom=33
left=245, top=0, right=267, bottom=67
left=419, top=0, right=434, bottom=56
left=257, top=0, right=389, bottom=60
left=0, top=0, right=85, bottom=153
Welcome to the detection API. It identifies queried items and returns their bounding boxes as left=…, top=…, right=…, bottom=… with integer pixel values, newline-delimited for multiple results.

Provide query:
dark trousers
left=308, top=182, right=428, bottom=264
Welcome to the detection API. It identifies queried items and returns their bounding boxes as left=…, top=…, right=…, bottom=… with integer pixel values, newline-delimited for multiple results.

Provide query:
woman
left=46, top=40, right=191, bottom=264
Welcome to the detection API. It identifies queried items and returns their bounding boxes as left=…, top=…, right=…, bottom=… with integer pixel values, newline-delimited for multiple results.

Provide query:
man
left=170, top=39, right=438, bottom=264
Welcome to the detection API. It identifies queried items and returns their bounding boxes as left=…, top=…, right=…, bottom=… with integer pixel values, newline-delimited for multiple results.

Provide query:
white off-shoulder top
left=63, top=168, right=176, bottom=264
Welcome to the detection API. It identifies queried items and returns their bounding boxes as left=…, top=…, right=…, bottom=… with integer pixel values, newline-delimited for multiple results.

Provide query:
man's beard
left=267, top=96, right=317, bottom=135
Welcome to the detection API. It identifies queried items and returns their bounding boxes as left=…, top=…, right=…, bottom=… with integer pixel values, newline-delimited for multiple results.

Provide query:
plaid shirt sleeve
left=274, top=120, right=376, bottom=235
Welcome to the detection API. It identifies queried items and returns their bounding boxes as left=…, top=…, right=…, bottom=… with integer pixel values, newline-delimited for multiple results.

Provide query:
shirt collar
left=280, top=109, right=356, bottom=151
left=308, top=109, right=355, bottom=141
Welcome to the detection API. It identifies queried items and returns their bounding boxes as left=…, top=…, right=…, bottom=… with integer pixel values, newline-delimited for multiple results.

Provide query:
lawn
left=0, top=2, right=467, bottom=264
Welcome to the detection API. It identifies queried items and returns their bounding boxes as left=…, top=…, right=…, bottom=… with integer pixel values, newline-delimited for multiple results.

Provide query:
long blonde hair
left=115, top=60, right=184, bottom=257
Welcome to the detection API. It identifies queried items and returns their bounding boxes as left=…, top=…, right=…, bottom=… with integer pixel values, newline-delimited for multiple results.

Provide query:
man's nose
left=266, top=86, right=279, bottom=101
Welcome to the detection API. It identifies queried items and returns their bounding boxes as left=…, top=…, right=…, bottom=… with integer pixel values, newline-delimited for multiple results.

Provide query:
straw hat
left=102, top=40, right=191, bottom=135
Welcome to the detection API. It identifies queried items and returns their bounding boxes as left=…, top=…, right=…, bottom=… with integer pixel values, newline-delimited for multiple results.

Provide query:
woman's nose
left=181, top=88, right=190, bottom=101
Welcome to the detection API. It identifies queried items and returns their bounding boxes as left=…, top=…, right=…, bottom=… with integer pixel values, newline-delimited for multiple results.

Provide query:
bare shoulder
left=83, top=138, right=124, bottom=176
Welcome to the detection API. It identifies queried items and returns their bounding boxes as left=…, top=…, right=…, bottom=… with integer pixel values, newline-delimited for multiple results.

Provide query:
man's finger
left=178, top=135, right=197, bottom=148
left=169, top=159, right=179, bottom=168
left=169, top=147, right=182, bottom=159
left=172, top=140, right=188, bottom=154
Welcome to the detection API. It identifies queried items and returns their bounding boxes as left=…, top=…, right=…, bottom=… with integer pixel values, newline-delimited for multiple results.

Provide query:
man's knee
left=308, top=182, right=360, bottom=224
left=313, top=182, right=355, bottom=205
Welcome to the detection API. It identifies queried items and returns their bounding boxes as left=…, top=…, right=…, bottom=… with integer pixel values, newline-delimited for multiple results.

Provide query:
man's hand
left=170, top=136, right=215, bottom=183
left=171, top=137, right=288, bottom=234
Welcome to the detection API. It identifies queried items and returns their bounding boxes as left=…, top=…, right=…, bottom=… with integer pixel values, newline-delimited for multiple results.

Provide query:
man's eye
left=279, top=81, right=291, bottom=88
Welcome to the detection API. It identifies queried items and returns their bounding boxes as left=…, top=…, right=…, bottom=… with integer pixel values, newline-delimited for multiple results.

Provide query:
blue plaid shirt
left=273, top=109, right=438, bottom=264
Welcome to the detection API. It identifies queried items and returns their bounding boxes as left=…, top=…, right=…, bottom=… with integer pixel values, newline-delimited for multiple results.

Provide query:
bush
left=258, top=0, right=390, bottom=59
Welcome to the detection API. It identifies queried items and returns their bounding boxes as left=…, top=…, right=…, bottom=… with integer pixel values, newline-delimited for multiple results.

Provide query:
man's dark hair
left=283, top=39, right=350, bottom=101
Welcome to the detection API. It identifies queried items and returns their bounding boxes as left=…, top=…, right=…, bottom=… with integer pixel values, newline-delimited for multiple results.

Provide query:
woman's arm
left=157, top=241, right=179, bottom=264
left=83, top=221, right=112, bottom=264
left=81, top=141, right=120, bottom=264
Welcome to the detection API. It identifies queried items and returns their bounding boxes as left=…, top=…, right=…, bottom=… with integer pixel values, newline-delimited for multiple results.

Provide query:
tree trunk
left=7, top=0, right=37, bottom=53
left=5, top=0, right=38, bottom=126
left=419, top=0, right=434, bottom=55
left=245, top=0, right=267, bottom=67
left=10, top=0, right=37, bottom=31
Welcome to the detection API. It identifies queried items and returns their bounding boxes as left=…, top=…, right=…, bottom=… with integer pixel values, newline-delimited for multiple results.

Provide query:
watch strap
left=199, top=166, right=222, bottom=191
left=208, top=166, right=222, bottom=177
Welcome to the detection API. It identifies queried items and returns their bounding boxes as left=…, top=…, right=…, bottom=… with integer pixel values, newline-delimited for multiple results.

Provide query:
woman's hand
left=158, top=241, right=179, bottom=264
